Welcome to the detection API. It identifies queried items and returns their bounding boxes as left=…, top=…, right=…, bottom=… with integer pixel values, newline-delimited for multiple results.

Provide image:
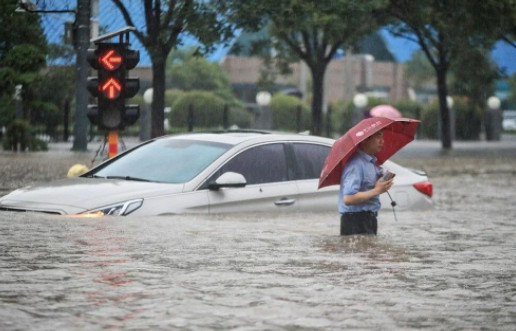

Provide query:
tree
left=111, top=0, right=232, bottom=138
left=0, top=0, right=47, bottom=124
left=476, top=0, right=516, bottom=49
left=404, top=50, right=434, bottom=91
left=384, top=0, right=508, bottom=149
left=166, top=48, right=230, bottom=92
left=216, top=0, right=388, bottom=136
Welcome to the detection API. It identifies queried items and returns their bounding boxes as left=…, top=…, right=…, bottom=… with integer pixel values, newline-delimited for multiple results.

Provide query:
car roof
left=155, top=130, right=335, bottom=146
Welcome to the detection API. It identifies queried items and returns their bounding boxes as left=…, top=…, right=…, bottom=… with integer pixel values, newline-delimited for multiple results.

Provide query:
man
left=338, top=130, right=393, bottom=235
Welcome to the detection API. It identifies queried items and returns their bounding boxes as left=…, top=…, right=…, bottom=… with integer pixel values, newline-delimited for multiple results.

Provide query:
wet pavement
left=0, top=135, right=515, bottom=330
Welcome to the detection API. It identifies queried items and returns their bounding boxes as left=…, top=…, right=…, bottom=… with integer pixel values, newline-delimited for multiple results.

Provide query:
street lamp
left=140, top=88, right=153, bottom=141
left=352, top=93, right=368, bottom=125
left=446, top=96, right=454, bottom=109
left=255, top=91, right=272, bottom=130
left=487, top=96, right=501, bottom=110
left=445, top=96, right=455, bottom=140
left=486, top=96, right=501, bottom=141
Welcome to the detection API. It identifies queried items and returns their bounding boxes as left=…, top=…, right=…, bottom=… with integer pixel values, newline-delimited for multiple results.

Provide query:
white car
left=503, top=110, right=516, bottom=131
left=0, top=132, right=432, bottom=216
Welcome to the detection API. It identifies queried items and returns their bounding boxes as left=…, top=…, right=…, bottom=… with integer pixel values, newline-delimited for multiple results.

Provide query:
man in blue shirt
left=338, top=131, right=393, bottom=235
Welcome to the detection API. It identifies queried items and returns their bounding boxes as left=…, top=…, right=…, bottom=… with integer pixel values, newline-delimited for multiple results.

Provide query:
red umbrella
left=318, top=117, right=420, bottom=189
left=370, top=105, right=402, bottom=118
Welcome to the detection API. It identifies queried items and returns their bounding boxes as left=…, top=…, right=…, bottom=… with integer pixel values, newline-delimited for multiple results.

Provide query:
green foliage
left=0, top=95, right=15, bottom=128
left=30, top=66, right=75, bottom=139
left=0, top=67, right=17, bottom=94
left=167, top=50, right=230, bottom=91
left=0, top=1, right=47, bottom=98
left=170, top=90, right=251, bottom=129
left=386, top=0, right=510, bottom=147
left=328, top=97, right=384, bottom=135
left=30, top=101, right=60, bottom=139
left=270, top=94, right=310, bottom=132
left=404, top=51, right=435, bottom=89
left=217, top=0, right=389, bottom=135
left=449, top=47, right=499, bottom=103
left=164, top=89, right=186, bottom=109
left=453, top=97, right=482, bottom=140
left=165, top=48, right=243, bottom=109
left=420, top=97, right=482, bottom=141
left=420, top=102, right=439, bottom=139
left=112, top=1, right=234, bottom=136
left=329, top=99, right=353, bottom=135
left=393, top=100, right=423, bottom=120
left=230, top=108, right=253, bottom=129
left=2, top=119, right=47, bottom=152
left=4, top=45, right=46, bottom=74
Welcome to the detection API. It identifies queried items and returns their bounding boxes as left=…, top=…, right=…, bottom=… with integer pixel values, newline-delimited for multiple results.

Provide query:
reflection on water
left=0, top=173, right=515, bottom=330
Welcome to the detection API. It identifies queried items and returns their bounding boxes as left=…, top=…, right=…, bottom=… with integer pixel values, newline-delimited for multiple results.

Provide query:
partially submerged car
left=0, top=132, right=432, bottom=216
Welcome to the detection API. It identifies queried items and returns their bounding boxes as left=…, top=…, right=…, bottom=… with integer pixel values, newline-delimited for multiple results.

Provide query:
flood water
left=0, top=141, right=515, bottom=330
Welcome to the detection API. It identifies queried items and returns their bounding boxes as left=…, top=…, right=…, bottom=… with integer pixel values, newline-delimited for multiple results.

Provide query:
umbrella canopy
left=318, top=117, right=420, bottom=189
left=370, top=105, right=402, bottom=118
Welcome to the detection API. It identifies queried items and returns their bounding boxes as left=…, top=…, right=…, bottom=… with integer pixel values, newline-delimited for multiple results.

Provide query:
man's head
left=359, top=130, right=384, bottom=155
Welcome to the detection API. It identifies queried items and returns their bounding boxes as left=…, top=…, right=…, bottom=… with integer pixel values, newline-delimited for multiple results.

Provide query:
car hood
left=0, top=177, right=184, bottom=215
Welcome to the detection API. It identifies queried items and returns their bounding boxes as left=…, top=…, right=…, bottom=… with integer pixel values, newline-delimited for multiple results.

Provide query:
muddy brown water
left=0, top=139, right=515, bottom=330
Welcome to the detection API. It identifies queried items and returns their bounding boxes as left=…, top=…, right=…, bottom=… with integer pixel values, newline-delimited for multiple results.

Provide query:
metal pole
left=108, top=131, right=118, bottom=158
left=72, top=0, right=90, bottom=151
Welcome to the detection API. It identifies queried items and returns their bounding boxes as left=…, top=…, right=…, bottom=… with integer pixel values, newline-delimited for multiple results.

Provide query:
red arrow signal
left=101, top=78, right=122, bottom=99
left=99, top=49, right=122, bottom=71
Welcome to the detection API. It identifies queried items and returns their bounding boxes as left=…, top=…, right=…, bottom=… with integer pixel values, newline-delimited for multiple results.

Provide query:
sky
left=38, top=1, right=516, bottom=75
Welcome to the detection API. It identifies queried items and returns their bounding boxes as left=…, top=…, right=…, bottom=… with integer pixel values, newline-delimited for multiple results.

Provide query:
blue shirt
left=338, top=149, right=383, bottom=213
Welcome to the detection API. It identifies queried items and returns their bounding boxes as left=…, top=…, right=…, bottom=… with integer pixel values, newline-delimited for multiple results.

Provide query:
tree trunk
left=436, top=68, right=452, bottom=149
left=310, top=64, right=326, bottom=136
left=150, top=55, right=166, bottom=138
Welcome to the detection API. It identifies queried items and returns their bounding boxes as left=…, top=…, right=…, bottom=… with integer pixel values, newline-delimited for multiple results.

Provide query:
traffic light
left=87, top=42, right=140, bottom=130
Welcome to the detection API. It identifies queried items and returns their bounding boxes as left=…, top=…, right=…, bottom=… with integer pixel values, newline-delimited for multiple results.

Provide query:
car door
left=205, top=143, right=299, bottom=213
left=290, top=143, right=339, bottom=212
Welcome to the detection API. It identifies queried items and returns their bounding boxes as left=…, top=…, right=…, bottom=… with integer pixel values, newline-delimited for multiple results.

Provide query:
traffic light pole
left=86, top=27, right=140, bottom=159
left=72, top=0, right=91, bottom=151
left=107, top=131, right=118, bottom=158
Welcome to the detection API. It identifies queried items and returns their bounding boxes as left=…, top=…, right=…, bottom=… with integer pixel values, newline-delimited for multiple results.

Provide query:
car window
left=209, top=143, right=288, bottom=185
left=291, top=143, right=330, bottom=180
left=92, top=139, right=231, bottom=183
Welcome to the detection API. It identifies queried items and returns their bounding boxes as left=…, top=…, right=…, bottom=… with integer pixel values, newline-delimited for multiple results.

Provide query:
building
left=218, top=30, right=409, bottom=107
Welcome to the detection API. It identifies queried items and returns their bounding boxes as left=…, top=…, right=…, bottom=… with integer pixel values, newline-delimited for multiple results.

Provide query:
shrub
left=329, top=99, right=353, bottom=136
left=270, top=94, right=310, bottom=132
left=420, top=101, right=439, bottom=139
left=164, top=89, right=185, bottom=109
left=228, top=107, right=252, bottom=129
left=2, top=119, right=47, bottom=151
left=453, top=97, right=482, bottom=140
left=393, top=99, right=422, bottom=120
left=169, top=90, right=251, bottom=129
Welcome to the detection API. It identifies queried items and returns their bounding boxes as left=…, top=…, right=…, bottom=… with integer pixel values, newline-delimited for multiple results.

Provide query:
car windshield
left=91, top=139, right=231, bottom=183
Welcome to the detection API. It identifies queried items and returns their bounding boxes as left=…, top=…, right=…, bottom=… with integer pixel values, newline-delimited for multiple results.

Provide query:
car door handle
left=274, top=198, right=296, bottom=206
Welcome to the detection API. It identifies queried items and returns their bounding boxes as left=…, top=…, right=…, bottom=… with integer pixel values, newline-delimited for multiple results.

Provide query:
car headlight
left=82, top=199, right=143, bottom=216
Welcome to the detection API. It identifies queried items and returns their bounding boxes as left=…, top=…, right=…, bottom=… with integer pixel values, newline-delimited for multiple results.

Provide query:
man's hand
left=343, top=177, right=394, bottom=206
left=374, top=177, right=394, bottom=195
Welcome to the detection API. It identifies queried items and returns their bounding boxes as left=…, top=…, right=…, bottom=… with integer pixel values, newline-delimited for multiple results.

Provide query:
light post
left=352, top=93, right=368, bottom=125
left=443, top=96, right=455, bottom=140
left=486, top=96, right=501, bottom=141
left=255, top=91, right=272, bottom=130
left=141, top=88, right=153, bottom=141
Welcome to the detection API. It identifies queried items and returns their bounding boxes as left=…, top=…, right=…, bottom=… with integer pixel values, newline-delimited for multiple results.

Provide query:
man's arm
left=343, top=178, right=393, bottom=205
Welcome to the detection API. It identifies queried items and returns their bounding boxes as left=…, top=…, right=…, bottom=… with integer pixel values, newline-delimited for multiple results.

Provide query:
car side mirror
left=208, top=172, right=247, bottom=190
